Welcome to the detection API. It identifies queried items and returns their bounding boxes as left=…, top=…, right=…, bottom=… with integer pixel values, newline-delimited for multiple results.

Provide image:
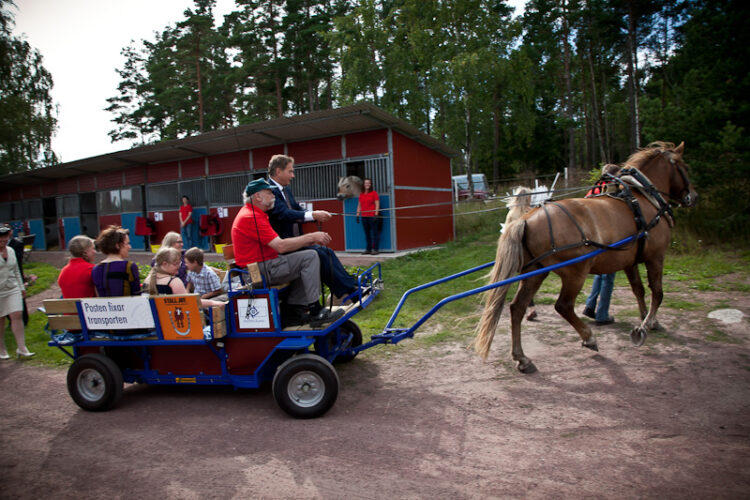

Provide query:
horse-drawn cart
left=46, top=263, right=382, bottom=419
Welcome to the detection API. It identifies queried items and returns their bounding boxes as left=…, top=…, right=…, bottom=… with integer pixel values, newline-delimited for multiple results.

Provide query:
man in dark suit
left=266, top=154, right=358, bottom=299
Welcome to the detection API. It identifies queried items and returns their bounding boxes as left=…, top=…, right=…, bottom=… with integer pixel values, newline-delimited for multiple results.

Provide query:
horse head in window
left=336, top=176, right=363, bottom=200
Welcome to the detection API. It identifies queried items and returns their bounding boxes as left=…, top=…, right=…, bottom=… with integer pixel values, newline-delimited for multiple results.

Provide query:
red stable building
left=0, top=103, right=458, bottom=253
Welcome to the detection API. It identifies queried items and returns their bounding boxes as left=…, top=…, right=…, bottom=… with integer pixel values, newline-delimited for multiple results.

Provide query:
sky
left=12, top=0, right=524, bottom=165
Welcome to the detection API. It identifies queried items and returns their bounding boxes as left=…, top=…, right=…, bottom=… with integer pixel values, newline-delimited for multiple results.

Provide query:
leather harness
left=522, top=167, right=676, bottom=271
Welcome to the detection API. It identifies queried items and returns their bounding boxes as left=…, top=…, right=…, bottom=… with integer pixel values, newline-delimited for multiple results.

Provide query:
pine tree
left=0, top=0, right=57, bottom=172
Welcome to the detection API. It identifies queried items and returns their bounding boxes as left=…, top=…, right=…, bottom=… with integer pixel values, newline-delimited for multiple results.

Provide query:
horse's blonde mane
left=624, top=142, right=678, bottom=170
left=505, top=186, right=532, bottom=225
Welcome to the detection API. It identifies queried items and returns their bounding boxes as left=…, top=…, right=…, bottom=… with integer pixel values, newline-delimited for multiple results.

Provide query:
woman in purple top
left=91, top=226, right=141, bottom=297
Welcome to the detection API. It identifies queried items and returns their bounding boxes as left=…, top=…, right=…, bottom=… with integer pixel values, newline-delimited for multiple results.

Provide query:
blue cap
left=244, top=178, right=276, bottom=196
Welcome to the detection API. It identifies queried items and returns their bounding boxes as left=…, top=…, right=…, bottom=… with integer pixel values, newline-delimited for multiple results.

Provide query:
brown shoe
left=526, top=310, right=538, bottom=321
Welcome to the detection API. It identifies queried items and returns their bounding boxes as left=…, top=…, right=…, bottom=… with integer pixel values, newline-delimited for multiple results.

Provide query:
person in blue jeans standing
left=583, top=273, right=616, bottom=325
left=179, top=195, right=193, bottom=248
left=582, top=163, right=621, bottom=326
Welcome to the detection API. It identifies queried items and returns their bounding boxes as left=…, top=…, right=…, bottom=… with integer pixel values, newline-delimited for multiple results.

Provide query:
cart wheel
left=273, top=354, right=339, bottom=419
left=334, top=320, right=363, bottom=364
left=67, top=354, right=124, bottom=412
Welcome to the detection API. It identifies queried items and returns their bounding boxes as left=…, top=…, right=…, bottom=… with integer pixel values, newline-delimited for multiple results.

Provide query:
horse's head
left=628, top=142, right=699, bottom=208
left=336, top=176, right=363, bottom=200
left=663, top=142, right=699, bottom=208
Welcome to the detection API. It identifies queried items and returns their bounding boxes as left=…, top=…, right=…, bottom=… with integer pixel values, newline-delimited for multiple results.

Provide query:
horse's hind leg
left=553, top=272, right=598, bottom=351
left=509, top=273, right=547, bottom=373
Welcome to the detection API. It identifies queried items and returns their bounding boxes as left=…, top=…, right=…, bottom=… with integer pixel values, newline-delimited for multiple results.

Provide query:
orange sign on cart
left=153, top=295, right=203, bottom=340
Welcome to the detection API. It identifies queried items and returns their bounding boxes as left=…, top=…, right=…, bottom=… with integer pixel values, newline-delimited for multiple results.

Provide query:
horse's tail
left=473, top=219, right=526, bottom=359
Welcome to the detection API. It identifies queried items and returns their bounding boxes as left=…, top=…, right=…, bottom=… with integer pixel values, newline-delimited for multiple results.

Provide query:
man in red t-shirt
left=231, top=178, right=344, bottom=326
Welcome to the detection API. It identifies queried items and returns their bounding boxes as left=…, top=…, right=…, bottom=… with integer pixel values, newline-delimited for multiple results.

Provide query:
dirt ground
left=1, top=256, right=749, bottom=499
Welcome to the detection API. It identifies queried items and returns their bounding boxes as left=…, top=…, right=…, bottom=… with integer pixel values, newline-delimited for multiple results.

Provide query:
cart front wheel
left=67, top=354, right=124, bottom=412
left=334, top=320, right=363, bottom=363
left=273, top=354, right=339, bottom=419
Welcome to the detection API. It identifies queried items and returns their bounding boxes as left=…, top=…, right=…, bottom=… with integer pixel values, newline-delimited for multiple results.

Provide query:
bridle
left=658, top=153, right=695, bottom=208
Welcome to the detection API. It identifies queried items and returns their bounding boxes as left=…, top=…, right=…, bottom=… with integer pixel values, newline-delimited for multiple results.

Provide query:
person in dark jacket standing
left=266, top=154, right=357, bottom=299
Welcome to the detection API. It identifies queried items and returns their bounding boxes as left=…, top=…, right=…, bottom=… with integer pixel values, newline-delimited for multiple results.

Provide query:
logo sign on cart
left=153, top=295, right=203, bottom=340
left=235, top=297, right=271, bottom=330
left=80, top=297, right=155, bottom=330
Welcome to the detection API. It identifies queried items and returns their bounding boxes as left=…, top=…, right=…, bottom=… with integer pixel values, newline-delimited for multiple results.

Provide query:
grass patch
left=661, top=298, right=703, bottom=311
left=705, top=328, right=739, bottom=344
left=24, top=262, right=59, bottom=296
left=2, top=311, right=72, bottom=366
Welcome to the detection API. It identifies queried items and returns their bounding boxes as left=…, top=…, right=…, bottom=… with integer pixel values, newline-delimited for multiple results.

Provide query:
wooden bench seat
left=44, top=294, right=227, bottom=340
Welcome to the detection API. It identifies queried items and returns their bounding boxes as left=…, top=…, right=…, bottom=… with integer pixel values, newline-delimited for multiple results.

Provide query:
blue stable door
left=343, top=195, right=392, bottom=252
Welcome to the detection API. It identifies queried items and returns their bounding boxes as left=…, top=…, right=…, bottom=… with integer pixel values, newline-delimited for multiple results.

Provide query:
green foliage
left=23, top=261, right=59, bottom=296
left=0, top=0, right=57, bottom=173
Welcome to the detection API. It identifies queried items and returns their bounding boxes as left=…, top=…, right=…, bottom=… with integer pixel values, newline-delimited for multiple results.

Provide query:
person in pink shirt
left=179, top=195, right=194, bottom=248
left=356, top=178, right=381, bottom=255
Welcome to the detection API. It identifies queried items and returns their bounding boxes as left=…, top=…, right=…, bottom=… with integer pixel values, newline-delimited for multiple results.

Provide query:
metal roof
left=1, top=103, right=459, bottom=188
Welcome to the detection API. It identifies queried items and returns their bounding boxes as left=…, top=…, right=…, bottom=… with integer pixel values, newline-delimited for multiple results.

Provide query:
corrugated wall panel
left=96, top=170, right=123, bottom=190
left=41, top=182, right=57, bottom=197
left=253, top=146, right=284, bottom=172
left=98, top=214, right=121, bottom=232
left=147, top=162, right=179, bottom=183
left=288, top=136, right=342, bottom=164
left=181, top=157, right=206, bottom=179
left=22, top=185, right=41, bottom=199
left=392, top=131, right=451, bottom=188
left=124, top=166, right=146, bottom=186
left=58, top=177, right=79, bottom=194
left=394, top=189, right=453, bottom=249
left=208, top=151, right=248, bottom=175
left=345, top=130, right=387, bottom=158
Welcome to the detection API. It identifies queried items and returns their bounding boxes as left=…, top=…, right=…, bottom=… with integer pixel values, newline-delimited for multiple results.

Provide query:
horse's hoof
left=630, top=327, right=647, bottom=347
left=517, top=360, right=538, bottom=374
left=582, top=341, right=599, bottom=352
left=651, top=321, right=664, bottom=331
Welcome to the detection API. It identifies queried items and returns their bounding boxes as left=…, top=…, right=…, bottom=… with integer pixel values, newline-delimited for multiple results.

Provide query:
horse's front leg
left=554, top=272, right=599, bottom=351
left=508, top=273, right=547, bottom=373
left=624, top=264, right=648, bottom=320
left=631, top=258, right=665, bottom=346
left=642, top=258, right=665, bottom=330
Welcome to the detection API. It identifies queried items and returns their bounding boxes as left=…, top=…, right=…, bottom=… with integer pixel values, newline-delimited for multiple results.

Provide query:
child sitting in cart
left=184, top=247, right=226, bottom=301
left=146, top=247, right=226, bottom=310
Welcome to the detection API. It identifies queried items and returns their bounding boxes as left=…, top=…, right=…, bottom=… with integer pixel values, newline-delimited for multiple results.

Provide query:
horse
left=505, top=186, right=533, bottom=226
left=473, top=142, right=698, bottom=373
left=336, top=176, right=363, bottom=200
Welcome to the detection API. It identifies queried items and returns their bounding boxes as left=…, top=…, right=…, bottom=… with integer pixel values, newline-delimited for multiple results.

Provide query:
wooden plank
left=48, top=315, right=82, bottom=330
left=43, top=299, right=80, bottom=314
left=247, top=262, right=263, bottom=287
left=212, top=306, right=227, bottom=339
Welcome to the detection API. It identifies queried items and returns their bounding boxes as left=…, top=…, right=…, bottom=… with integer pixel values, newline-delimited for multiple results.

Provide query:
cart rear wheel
left=67, top=354, right=123, bottom=412
left=334, top=320, right=363, bottom=363
left=273, top=354, right=339, bottom=419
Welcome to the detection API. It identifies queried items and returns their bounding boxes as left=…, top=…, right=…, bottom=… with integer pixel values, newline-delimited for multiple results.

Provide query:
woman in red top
left=179, top=195, right=193, bottom=248
left=58, top=235, right=97, bottom=298
left=356, top=178, right=381, bottom=255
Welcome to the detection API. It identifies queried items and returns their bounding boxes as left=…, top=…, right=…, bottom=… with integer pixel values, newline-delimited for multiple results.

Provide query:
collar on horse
left=522, top=167, right=675, bottom=270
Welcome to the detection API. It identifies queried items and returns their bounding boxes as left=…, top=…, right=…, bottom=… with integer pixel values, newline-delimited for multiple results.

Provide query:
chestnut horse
left=474, top=142, right=698, bottom=373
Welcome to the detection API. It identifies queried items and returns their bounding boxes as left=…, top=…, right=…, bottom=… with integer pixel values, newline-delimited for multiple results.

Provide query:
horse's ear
left=674, top=142, right=685, bottom=157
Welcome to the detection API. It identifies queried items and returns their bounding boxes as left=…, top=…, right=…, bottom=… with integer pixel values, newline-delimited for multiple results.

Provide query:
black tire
left=272, top=354, right=339, bottom=419
left=67, top=354, right=124, bottom=412
left=334, top=320, right=363, bottom=363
